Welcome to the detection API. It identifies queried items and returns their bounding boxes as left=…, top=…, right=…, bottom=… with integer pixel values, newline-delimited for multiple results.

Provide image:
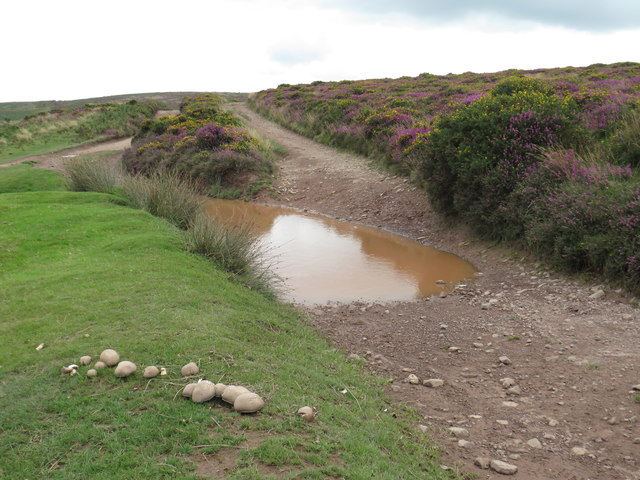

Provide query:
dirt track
left=228, top=100, right=640, bottom=480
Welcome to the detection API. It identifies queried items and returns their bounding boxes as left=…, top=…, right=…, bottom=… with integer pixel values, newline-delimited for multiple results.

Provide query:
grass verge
left=0, top=166, right=455, bottom=479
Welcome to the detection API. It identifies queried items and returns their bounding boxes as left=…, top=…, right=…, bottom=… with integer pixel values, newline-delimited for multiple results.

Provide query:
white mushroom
left=99, top=349, right=120, bottom=367
left=221, top=385, right=250, bottom=404
left=234, top=393, right=265, bottom=413
left=80, top=355, right=92, bottom=366
left=143, top=366, right=160, bottom=378
left=181, top=362, right=199, bottom=376
left=114, top=361, right=137, bottom=377
left=191, top=380, right=216, bottom=403
left=159, top=367, right=167, bottom=376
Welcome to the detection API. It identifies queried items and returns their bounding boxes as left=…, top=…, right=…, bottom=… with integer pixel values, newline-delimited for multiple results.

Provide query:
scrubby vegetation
left=252, top=63, right=640, bottom=292
left=0, top=101, right=159, bottom=162
left=123, top=94, right=276, bottom=199
left=0, top=164, right=455, bottom=480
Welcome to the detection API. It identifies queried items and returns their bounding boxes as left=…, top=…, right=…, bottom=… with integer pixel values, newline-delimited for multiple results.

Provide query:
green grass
left=0, top=135, right=91, bottom=164
left=0, top=167, right=454, bottom=479
left=0, top=164, right=66, bottom=193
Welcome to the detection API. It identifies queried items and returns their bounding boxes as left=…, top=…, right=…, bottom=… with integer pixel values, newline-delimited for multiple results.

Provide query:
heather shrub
left=123, top=94, right=272, bottom=198
left=524, top=178, right=640, bottom=290
left=608, top=108, right=640, bottom=167
left=418, top=86, right=586, bottom=236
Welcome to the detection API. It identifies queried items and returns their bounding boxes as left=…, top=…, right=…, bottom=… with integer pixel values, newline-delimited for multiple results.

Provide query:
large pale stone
left=99, top=349, right=120, bottom=367
left=221, top=385, right=250, bottom=404
left=234, top=393, right=265, bottom=413
left=114, top=361, right=137, bottom=377
left=191, top=380, right=216, bottom=403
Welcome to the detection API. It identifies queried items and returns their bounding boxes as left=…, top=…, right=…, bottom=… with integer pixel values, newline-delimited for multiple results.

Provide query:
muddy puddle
left=204, top=199, right=477, bottom=304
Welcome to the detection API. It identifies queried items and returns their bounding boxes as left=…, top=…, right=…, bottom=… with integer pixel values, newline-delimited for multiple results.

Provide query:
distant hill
left=0, top=92, right=250, bottom=121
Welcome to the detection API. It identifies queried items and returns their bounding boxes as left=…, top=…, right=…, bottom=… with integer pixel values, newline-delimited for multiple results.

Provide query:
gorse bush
left=124, top=94, right=272, bottom=197
left=418, top=85, right=587, bottom=234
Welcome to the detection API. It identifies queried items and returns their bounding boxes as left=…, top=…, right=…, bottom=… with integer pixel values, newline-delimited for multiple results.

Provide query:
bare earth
left=14, top=105, right=639, bottom=479
left=228, top=101, right=640, bottom=480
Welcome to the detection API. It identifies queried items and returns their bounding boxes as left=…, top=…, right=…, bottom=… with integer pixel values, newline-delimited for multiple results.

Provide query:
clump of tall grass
left=121, top=170, right=202, bottom=230
left=63, top=158, right=277, bottom=294
left=64, top=157, right=121, bottom=194
left=185, top=212, right=277, bottom=295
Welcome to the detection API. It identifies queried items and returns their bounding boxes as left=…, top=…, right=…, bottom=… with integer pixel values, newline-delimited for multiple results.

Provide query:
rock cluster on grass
left=61, top=351, right=266, bottom=415
left=182, top=380, right=265, bottom=414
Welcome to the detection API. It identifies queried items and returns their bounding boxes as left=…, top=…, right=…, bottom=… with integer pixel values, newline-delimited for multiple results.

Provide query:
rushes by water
left=64, top=159, right=276, bottom=295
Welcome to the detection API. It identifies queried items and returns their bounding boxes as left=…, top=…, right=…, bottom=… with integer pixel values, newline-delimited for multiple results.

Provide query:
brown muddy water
left=204, top=199, right=477, bottom=304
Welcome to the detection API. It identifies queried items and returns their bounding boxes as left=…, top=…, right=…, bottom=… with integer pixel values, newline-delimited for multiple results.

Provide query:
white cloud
left=0, top=0, right=639, bottom=102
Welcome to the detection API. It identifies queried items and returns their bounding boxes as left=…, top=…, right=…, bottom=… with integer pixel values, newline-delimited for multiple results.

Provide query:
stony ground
left=229, top=100, right=640, bottom=480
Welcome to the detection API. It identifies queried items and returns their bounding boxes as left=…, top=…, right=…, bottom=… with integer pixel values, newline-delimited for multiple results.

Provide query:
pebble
left=607, top=416, right=619, bottom=425
left=633, top=437, right=640, bottom=444
left=439, top=292, right=447, bottom=298
left=448, top=427, right=469, bottom=438
left=448, top=346, right=460, bottom=353
left=458, top=440, right=472, bottom=448
left=474, top=457, right=491, bottom=469
left=548, top=418, right=559, bottom=427
left=417, top=424, right=429, bottom=433
left=589, top=290, right=605, bottom=300
left=490, top=459, right=518, bottom=475
left=406, top=374, right=420, bottom=385
left=571, top=447, right=587, bottom=456
left=502, top=401, right=519, bottom=408
left=423, top=378, right=444, bottom=388
left=500, top=377, right=516, bottom=388
left=632, top=384, right=640, bottom=391
left=527, top=438, right=542, bottom=449
left=436, top=280, right=446, bottom=285
left=497, top=419, right=509, bottom=425
left=481, top=303, right=491, bottom=310
left=473, top=342, right=484, bottom=348
left=499, top=356, right=512, bottom=365
left=506, top=385, right=522, bottom=396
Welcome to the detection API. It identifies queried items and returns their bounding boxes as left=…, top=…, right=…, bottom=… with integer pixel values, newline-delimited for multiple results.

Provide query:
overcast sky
left=2, top=0, right=639, bottom=102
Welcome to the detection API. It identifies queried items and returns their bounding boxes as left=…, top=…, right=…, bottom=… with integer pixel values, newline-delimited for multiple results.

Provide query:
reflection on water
left=204, top=199, right=477, bottom=304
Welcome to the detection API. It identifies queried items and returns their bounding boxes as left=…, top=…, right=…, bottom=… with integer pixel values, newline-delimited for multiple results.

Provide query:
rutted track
left=229, top=100, right=640, bottom=480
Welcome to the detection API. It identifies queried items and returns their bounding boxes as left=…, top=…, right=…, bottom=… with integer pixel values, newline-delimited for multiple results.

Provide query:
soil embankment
left=228, top=100, right=640, bottom=480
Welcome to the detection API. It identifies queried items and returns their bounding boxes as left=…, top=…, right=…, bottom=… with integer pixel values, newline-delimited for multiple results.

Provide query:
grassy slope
left=0, top=165, right=452, bottom=480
